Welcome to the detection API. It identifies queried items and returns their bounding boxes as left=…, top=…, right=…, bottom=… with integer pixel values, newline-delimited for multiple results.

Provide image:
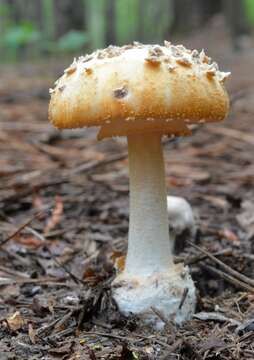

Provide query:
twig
left=69, top=152, right=128, bottom=176
left=86, top=331, right=172, bottom=350
left=188, top=242, right=254, bottom=288
left=1, top=153, right=128, bottom=207
left=47, top=326, right=76, bottom=341
left=0, top=209, right=49, bottom=248
left=36, top=317, right=62, bottom=337
left=194, top=311, right=240, bottom=326
left=151, top=306, right=169, bottom=325
left=86, top=331, right=131, bottom=342
left=28, top=227, right=85, bottom=286
left=150, top=307, right=176, bottom=336
left=11, top=278, right=74, bottom=286
left=37, top=310, right=77, bottom=340
left=160, top=339, right=183, bottom=360
left=0, top=180, right=68, bottom=207
left=52, top=309, right=75, bottom=332
left=174, top=248, right=232, bottom=265
left=0, top=265, right=30, bottom=278
left=178, top=288, right=188, bottom=310
left=201, top=264, right=254, bottom=293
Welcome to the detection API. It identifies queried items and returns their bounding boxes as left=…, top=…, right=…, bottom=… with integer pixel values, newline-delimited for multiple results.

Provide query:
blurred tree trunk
left=137, top=0, right=172, bottom=43
left=105, top=0, right=116, bottom=45
left=171, top=0, right=224, bottom=32
left=6, top=0, right=41, bottom=25
left=171, top=0, right=193, bottom=32
left=196, top=0, right=222, bottom=24
left=0, top=0, right=10, bottom=30
left=138, top=0, right=145, bottom=41
left=85, top=0, right=106, bottom=50
left=223, top=0, right=251, bottom=51
left=171, top=0, right=250, bottom=52
left=116, top=0, right=139, bottom=44
left=55, top=0, right=84, bottom=37
left=42, top=0, right=55, bottom=41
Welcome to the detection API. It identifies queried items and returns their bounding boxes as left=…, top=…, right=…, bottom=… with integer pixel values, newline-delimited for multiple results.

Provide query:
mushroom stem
left=113, top=133, right=196, bottom=327
left=125, top=133, right=173, bottom=276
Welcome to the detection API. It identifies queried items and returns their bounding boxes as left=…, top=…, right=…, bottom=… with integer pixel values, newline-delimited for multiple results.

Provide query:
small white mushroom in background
left=167, top=196, right=197, bottom=254
left=48, top=42, right=230, bottom=329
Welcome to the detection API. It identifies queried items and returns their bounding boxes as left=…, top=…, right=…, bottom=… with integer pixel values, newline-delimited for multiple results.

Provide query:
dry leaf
left=48, top=341, right=74, bottom=355
left=218, top=228, right=240, bottom=246
left=44, top=195, right=63, bottom=234
left=111, top=251, right=125, bottom=272
left=83, top=268, right=96, bottom=280
left=202, top=195, right=229, bottom=209
left=115, top=256, right=125, bottom=272
left=15, top=235, right=43, bottom=248
left=6, top=311, right=26, bottom=331
left=32, top=193, right=44, bottom=210
left=47, top=296, right=56, bottom=314
left=28, top=323, right=36, bottom=344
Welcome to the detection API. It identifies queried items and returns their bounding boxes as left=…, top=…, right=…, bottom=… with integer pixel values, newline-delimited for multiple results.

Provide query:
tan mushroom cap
left=49, top=42, right=230, bottom=139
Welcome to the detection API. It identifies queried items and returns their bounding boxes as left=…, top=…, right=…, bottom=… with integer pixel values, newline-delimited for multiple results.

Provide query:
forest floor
left=0, top=20, right=254, bottom=360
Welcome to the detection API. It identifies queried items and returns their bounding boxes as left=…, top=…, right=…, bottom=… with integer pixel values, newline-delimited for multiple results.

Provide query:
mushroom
left=167, top=196, right=196, bottom=254
left=49, top=43, right=230, bottom=328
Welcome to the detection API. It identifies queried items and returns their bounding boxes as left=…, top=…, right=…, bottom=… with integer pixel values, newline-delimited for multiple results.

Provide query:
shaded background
left=0, top=0, right=253, bottom=60
left=1, top=1, right=254, bottom=359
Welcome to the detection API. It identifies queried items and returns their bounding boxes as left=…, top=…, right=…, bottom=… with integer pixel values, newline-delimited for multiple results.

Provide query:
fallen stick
left=27, top=227, right=85, bottom=286
left=189, top=242, right=254, bottom=288
left=174, top=248, right=232, bottom=265
left=201, top=264, right=254, bottom=293
left=0, top=209, right=49, bottom=248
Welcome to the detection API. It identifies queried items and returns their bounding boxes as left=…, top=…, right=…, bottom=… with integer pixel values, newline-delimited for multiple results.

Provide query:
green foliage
left=245, top=0, right=254, bottom=24
left=57, top=30, right=89, bottom=52
left=115, top=0, right=172, bottom=44
left=0, top=3, right=10, bottom=17
left=3, top=21, right=40, bottom=50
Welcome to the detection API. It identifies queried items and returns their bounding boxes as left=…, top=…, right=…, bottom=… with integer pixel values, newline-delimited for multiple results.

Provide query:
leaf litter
left=1, top=29, right=254, bottom=359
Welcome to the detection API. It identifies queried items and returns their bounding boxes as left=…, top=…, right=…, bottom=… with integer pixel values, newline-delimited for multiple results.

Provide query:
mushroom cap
left=49, top=42, right=230, bottom=139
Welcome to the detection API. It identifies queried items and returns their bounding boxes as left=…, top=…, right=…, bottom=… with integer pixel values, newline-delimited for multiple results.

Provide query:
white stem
left=125, top=133, right=173, bottom=276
